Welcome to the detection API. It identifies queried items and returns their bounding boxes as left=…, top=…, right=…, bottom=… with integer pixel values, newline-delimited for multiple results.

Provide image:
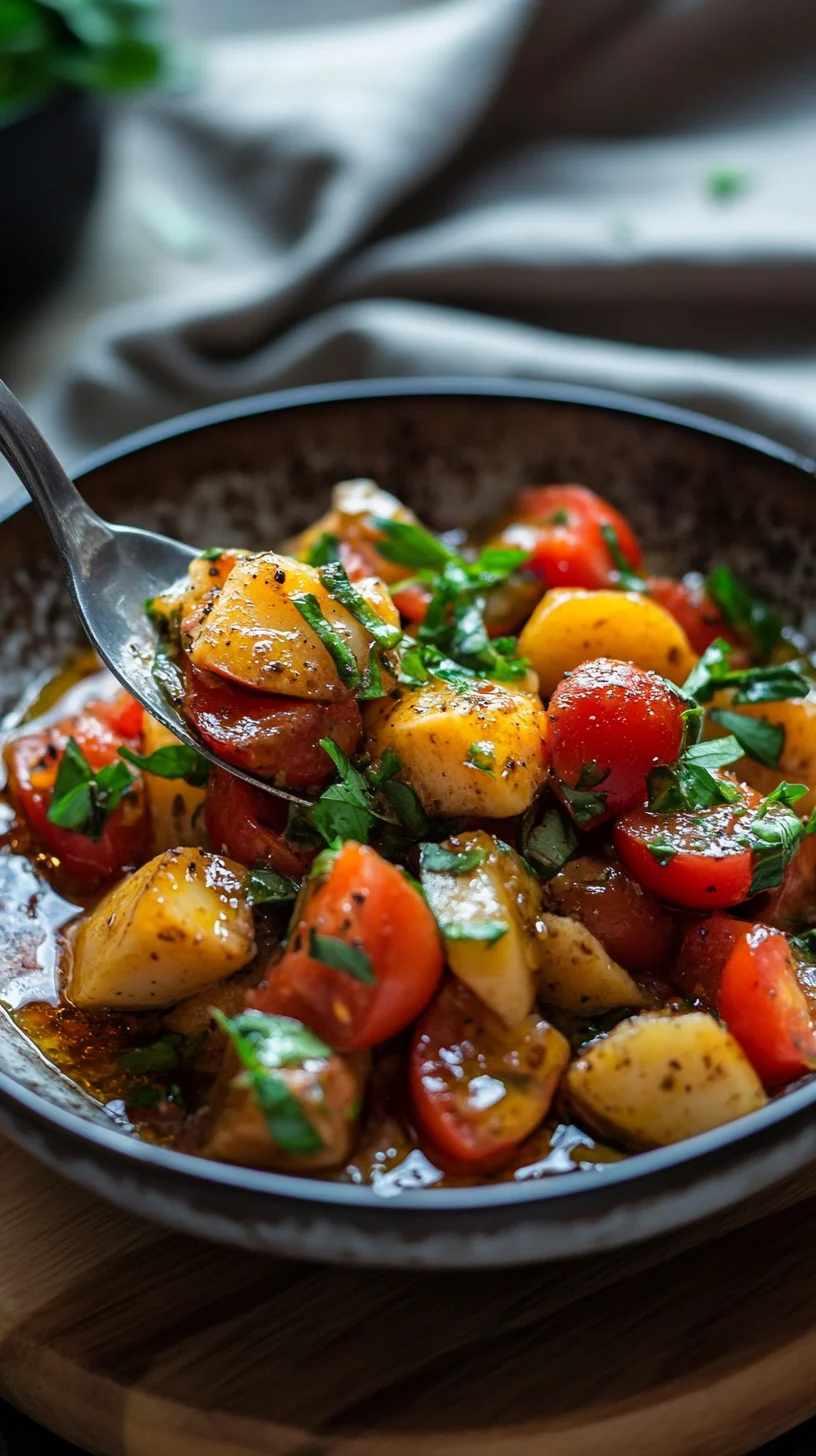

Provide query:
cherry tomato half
left=648, top=575, right=742, bottom=658
left=204, top=768, right=310, bottom=878
left=673, top=913, right=749, bottom=1009
left=87, top=692, right=144, bottom=743
left=183, top=660, right=362, bottom=791
left=544, top=856, right=680, bottom=976
left=720, top=924, right=816, bottom=1085
left=410, top=978, right=570, bottom=1170
left=252, top=841, right=443, bottom=1051
left=548, top=658, right=687, bottom=828
left=497, top=484, right=642, bottom=590
left=614, top=781, right=763, bottom=911
left=6, top=709, right=150, bottom=884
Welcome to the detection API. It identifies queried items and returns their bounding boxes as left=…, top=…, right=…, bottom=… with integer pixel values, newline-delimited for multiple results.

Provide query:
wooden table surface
left=2, top=1133, right=816, bottom=1456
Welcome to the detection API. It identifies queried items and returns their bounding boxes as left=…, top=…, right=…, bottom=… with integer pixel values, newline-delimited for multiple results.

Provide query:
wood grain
left=1, top=1136, right=816, bottom=1456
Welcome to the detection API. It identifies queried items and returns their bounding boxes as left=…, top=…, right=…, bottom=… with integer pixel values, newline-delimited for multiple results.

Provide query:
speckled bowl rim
left=1, top=375, right=815, bottom=1219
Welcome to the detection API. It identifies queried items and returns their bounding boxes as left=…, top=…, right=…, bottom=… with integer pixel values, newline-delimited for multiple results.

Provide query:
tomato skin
left=614, top=783, right=762, bottom=911
left=720, top=924, right=816, bottom=1085
left=410, top=978, right=569, bottom=1170
left=252, top=842, right=443, bottom=1052
left=87, top=692, right=144, bottom=743
left=548, top=658, right=687, bottom=827
left=183, top=661, right=362, bottom=791
left=6, top=710, right=150, bottom=883
left=204, top=768, right=309, bottom=878
left=673, top=913, right=749, bottom=1008
left=500, top=484, right=642, bottom=590
left=544, top=856, right=680, bottom=976
left=391, top=580, right=432, bottom=625
left=648, top=576, right=743, bottom=658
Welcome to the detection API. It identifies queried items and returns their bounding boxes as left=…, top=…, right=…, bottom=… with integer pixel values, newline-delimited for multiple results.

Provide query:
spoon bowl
left=0, top=378, right=311, bottom=805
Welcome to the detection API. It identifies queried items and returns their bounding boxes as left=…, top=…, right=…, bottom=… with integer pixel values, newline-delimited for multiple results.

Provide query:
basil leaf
left=312, top=739, right=378, bottom=846
left=684, top=735, right=744, bottom=771
left=646, top=835, right=678, bottom=866
left=199, top=547, right=226, bottom=561
left=467, top=741, right=495, bottom=774
left=683, top=638, right=810, bottom=706
left=356, top=645, right=388, bottom=701
left=558, top=781, right=608, bottom=827
left=370, top=517, right=457, bottom=571
left=47, top=738, right=137, bottom=841
left=523, top=806, right=579, bottom=880
left=737, top=794, right=806, bottom=897
left=705, top=564, right=782, bottom=662
left=707, top=710, right=785, bottom=769
left=118, top=1031, right=205, bottom=1075
left=682, top=638, right=733, bottom=701
left=308, top=930, right=377, bottom=984
left=213, top=1010, right=328, bottom=1155
left=304, top=532, right=341, bottom=567
left=119, top=743, right=209, bottom=787
left=420, top=843, right=488, bottom=875
left=245, top=868, right=301, bottom=905
left=319, top=562, right=403, bottom=649
left=647, top=759, right=741, bottom=813
left=290, top=592, right=361, bottom=690
left=600, top=523, right=648, bottom=593
left=442, top=920, right=508, bottom=944
left=380, top=779, right=429, bottom=836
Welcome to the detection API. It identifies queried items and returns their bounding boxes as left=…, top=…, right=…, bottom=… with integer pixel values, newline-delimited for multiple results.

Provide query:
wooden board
left=2, top=1136, right=816, bottom=1456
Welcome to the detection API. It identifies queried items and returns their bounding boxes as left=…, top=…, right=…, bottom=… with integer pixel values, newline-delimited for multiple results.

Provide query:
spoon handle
left=0, top=378, right=111, bottom=565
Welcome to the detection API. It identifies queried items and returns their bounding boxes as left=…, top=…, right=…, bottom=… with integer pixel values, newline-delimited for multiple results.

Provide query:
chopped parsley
left=118, top=1031, right=205, bottom=1075
left=318, top=562, right=403, bottom=650
left=244, top=867, right=301, bottom=905
left=419, top=842, right=488, bottom=876
left=522, top=805, right=579, bottom=880
left=467, top=741, right=495, bottom=774
left=647, top=736, right=743, bottom=813
left=736, top=783, right=808, bottom=896
left=646, top=834, right=678, bottom=866
left=683, top=639, right=809, bottom=706
left=557, top=761, right=610, bottom=827
left=213, top=1010, right=329, bottom=1155
left=442, top=919, right=508, bottom=944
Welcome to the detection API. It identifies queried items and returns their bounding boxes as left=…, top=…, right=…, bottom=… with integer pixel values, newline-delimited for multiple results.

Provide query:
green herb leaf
left=47, top=737, right=136, bottom=841
left=312, top=738, right=377, bottom=846
left=118, top=1031, right=204, bottom=1076
left=705, top=565, right=781, bottom=662
left=199, top=547, right=225, bottom=561
left=244, top=867, right=301, bottom=905
left=419, top=842, right=488, bottom=876
left=683, top=638, right=809, bottom=706
left=213, top=1010, right=329, bottom=1155
left=791, top=930, right=816, bottom=960
left=737, top=788, right=807, bottom=896
left=319, top=561, right=403, bottom=650
left=290, top=592, right=361, bottom=691
left=683, top=735, right=744, bottom=771
left=556, top=762, right=610, bottom=827
left=308, top=930, right=377, bottom=984
left=442, top=920, right=508, bottom=944
left=522, top=806, right=580, bottom=880
left=467, top=741, right=495, bottom=774
left=304, top=532, right=341, bottom=567
left=706, top=167, right=751, bottom=201
left=647, top=760, right=741, bottom=813
left=646, top=835, right=678, bottom=866
left=369, top=517, right=457, bottom=571
left=707, top=709, right=785, bottom=769
left=118, top=743, right=209, bottom=787
left=600, top=523, right=648, bottom=593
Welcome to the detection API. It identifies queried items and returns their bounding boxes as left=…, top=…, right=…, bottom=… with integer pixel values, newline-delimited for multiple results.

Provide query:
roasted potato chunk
left=535, top=913, right=650, bottom=1014
left=565, top=1012, right=767, bottom=1148
left=188, top=553, right=398, bottom=700
left=69, top=848, right=255, bottom=1009
left=364, top=679, right=547, bottom=817
left=141, top=713, right=208, bottom=855
left=518, top=588, right=697, bottom=696
left=420, top=832, right=539, bottom=1026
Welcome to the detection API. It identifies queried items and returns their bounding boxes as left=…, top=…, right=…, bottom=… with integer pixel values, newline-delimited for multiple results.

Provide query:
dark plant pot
left=0, top=89, right=104, bottom=297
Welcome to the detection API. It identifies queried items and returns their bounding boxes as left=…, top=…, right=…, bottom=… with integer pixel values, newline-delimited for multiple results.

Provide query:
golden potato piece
left=535, top=913, right=650, bottom=1014
left=288, top=478, right=419, bottom=585
left=565, top=1012, right=767, bottom=1149
left=69, top=848, right=255, bottom=1009
left=518, top=588, right=697, bottom=696
left=364, top=679, right=547, bottom=817
left=189, top=552, right=398, bottom=700
left=141, top=713, right=207, bottom=855
left=420, top=832, right=540, bottom=1026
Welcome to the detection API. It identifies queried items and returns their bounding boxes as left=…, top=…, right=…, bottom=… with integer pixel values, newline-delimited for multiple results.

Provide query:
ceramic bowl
left=1, top=378, right=815, bottom=1268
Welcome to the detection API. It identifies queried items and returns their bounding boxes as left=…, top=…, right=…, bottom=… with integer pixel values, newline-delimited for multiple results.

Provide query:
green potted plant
left=0, top=0, right=172, bottom=293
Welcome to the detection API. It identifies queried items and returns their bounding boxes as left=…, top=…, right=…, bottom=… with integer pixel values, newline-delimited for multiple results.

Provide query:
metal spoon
left=0, top=378, right=311, bottom=805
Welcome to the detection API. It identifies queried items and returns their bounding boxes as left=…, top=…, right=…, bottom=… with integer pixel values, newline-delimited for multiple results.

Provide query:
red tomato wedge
left=6, top=709, right=150, bottom=883
left=614, top=782, right=763, bottom=911
left=673, top=913, right=749, bottom=1008
left=720, top=924, right=816, bottom=1085
left=87, top=692, right=144, bottom=743
left=648, top=575, right=741, bottom=658
left=548, top=658, right=687, bottom=827
left=544, top=856, right=680, bottom=976
left=391, top=580, right=433, bottom=625
left=499, top=484, right=643, bottom=590
left=252, top=842, right=443, bottom=1051
left=410, top=979, right=570, bottom=1170
left=182, top=660, right=362, bottom=791
left=204, top=768, right=310, bottom=878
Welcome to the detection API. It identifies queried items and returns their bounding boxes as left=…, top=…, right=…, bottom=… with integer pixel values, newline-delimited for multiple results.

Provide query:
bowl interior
left=1, top=383, right=815, bottom=1161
